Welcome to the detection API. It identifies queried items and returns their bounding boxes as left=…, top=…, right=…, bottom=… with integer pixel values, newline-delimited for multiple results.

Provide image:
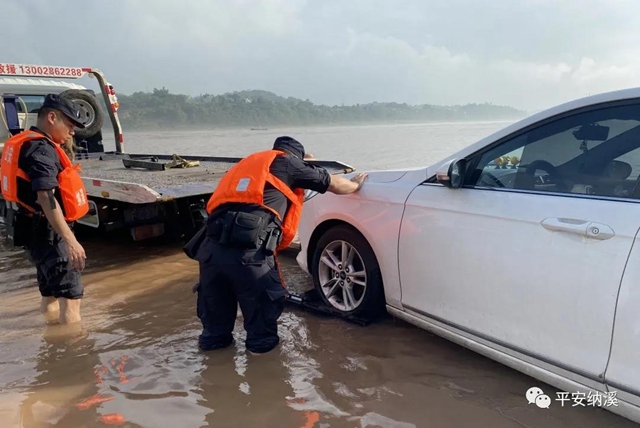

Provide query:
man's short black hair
left=37, top=107, right=57, bottom=120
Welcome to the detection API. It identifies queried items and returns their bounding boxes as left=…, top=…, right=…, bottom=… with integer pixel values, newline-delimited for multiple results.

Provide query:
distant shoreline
left=113, top=88, right=528, bottom=132
left=114, top=118, right=525, bottom=133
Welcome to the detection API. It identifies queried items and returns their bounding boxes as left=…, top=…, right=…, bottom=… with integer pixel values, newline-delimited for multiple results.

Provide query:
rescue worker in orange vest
left=0, top=94, right=88, bottom=325
left=192, top=136, right=367, bottom=354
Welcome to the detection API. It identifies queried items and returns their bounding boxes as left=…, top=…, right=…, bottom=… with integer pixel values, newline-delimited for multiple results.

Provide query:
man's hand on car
left=350, top=172, right=368, bottom=190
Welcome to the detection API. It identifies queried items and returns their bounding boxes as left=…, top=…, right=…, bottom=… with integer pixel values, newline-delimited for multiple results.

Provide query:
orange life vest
left=206, top=149, right=305, bottom=252
left=0, top=130, right=89, bottom=222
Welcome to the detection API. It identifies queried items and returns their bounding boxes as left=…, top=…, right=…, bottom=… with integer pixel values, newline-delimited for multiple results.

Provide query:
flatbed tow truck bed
left=79, top=153, right=239, bottom=202
left=79, top=153, right=353, bottom=202
left=80, top=153, right=354, bottom=203
left=81, top=157, right=233, bottom=190
left=73, top=152, right=354, bottom=242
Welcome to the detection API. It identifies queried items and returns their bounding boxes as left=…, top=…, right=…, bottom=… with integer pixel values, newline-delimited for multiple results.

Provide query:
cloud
left=1, top=0, right=639, bottom=111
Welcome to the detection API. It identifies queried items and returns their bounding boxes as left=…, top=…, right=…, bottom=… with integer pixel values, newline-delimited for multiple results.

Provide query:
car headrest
left=604, top=160, right=632, bottom=180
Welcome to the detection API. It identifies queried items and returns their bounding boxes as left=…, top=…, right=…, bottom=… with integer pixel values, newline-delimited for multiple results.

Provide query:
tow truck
left=0, top=63, right=354, bottom=242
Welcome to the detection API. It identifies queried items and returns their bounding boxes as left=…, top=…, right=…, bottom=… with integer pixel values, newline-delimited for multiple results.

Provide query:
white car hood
left=347, top=167, right=425, bottom=183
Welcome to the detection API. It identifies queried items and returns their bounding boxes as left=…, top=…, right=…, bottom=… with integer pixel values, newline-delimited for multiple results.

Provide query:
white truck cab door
left=399, top=99, right=640, bottom=388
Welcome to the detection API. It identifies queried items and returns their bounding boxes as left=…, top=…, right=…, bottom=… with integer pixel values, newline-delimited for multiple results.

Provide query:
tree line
left=114, top=88, right=527, bottom=129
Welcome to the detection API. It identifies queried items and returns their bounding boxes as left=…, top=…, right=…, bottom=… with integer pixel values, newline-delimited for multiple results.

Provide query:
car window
left=16, top=95, right=45, bottom=113
left=613, top=147, right=640, bottom=182
left=468, top=103, right=640, bottom=199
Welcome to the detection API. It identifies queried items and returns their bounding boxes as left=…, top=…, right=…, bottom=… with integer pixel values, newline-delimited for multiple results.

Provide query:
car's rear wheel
left=311, top=225, right=385, bottom=321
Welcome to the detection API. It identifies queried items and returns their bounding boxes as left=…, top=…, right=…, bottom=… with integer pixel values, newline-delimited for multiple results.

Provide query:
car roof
left=0, top=77, right=86, bottom=96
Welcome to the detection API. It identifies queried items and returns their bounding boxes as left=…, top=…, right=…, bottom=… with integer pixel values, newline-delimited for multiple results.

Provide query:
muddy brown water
left=0, top=229, right=637, bottom=428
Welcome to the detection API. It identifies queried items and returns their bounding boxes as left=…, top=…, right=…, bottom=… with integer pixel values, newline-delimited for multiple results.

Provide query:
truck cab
left=0, top=77, right=108, bottom=157
left=1, top=64, right=123, bottom=156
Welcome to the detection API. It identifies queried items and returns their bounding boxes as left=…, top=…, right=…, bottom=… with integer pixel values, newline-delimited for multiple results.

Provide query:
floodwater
left=1, top=122, right=638, bottom=428
left=111, top=120, right=517, bottom=171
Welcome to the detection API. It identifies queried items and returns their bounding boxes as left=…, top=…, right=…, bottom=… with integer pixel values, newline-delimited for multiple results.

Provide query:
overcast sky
left=2, top=0, right=639, bottom=111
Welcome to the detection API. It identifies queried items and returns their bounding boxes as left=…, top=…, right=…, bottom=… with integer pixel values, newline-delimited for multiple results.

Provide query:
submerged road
left=0, top=232, right=636, bottom=428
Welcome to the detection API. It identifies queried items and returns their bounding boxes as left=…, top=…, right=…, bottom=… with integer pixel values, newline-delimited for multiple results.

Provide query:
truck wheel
left=59, top=90, right=104, bottom=140
left=311, top=225, right=386, bottom=321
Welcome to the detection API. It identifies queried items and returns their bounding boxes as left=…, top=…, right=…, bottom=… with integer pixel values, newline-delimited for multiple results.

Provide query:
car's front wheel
left=311, top=225, right=385, bottom=321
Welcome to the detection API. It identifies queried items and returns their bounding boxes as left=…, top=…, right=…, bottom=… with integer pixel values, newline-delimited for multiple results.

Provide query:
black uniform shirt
left=263, top=154, right=331, bottom=219
left=17, top=126, right=62, bottom=210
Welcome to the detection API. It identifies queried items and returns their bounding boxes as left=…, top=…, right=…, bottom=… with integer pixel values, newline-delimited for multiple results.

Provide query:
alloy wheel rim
left=318, top=240, right=367, bottom=311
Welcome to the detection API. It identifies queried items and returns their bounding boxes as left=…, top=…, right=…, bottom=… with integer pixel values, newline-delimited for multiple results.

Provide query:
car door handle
left=541, top=218, right=615, bottom=240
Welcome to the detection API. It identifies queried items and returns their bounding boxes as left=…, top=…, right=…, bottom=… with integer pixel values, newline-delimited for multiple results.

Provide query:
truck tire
left=58, top=89, right=104, bottom=140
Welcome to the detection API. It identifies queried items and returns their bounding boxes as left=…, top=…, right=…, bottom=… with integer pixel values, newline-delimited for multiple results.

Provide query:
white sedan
left=296, top=87, right=640, bottom=424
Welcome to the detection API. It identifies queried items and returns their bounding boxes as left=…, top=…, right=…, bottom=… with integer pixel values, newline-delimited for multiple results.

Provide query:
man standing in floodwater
left=1, top=93, right=89, bottom=325
left=187, top=136, right=366, bottom=354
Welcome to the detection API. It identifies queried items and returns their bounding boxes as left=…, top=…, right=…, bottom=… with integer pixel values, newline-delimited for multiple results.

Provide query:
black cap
left=42, top=93, right=86, bottom=128
left=273, top=136, right=305, bottom=159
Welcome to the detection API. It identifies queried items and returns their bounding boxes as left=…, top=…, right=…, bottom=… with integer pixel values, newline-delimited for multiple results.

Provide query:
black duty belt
left=206, top=209, right=282, bottom=254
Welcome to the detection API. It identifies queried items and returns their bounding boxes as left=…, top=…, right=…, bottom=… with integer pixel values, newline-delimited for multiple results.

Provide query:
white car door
left=604, top=236, right=640, bottom=407
left=398, top=99, right=640, bottom=386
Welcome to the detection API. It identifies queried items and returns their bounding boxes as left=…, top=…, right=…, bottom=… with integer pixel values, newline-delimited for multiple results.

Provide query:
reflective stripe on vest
left=206, top=149, right=305, bottom=252
left=0, top=130, right=89, bottom=222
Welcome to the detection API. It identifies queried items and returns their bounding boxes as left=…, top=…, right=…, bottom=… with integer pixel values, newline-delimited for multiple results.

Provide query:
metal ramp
left=285, top=289, right=372, bottom=326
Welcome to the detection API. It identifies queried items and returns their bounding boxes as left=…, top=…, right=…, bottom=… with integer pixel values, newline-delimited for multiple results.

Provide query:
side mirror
left=436, top=158, right=467, bottom=189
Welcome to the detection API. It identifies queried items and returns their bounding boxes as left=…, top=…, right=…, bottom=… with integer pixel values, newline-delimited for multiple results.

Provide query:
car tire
left=311, top=225, right=386, bottom=321
left=58, top=89, right=104, bottom=140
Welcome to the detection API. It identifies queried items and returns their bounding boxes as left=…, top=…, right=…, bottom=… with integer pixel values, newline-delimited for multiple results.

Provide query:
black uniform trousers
left=12, top=211, right=83, bottom=300
left=25, top=230, right=84, bottom=300
left=194, top=237, right=288, bottom=354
